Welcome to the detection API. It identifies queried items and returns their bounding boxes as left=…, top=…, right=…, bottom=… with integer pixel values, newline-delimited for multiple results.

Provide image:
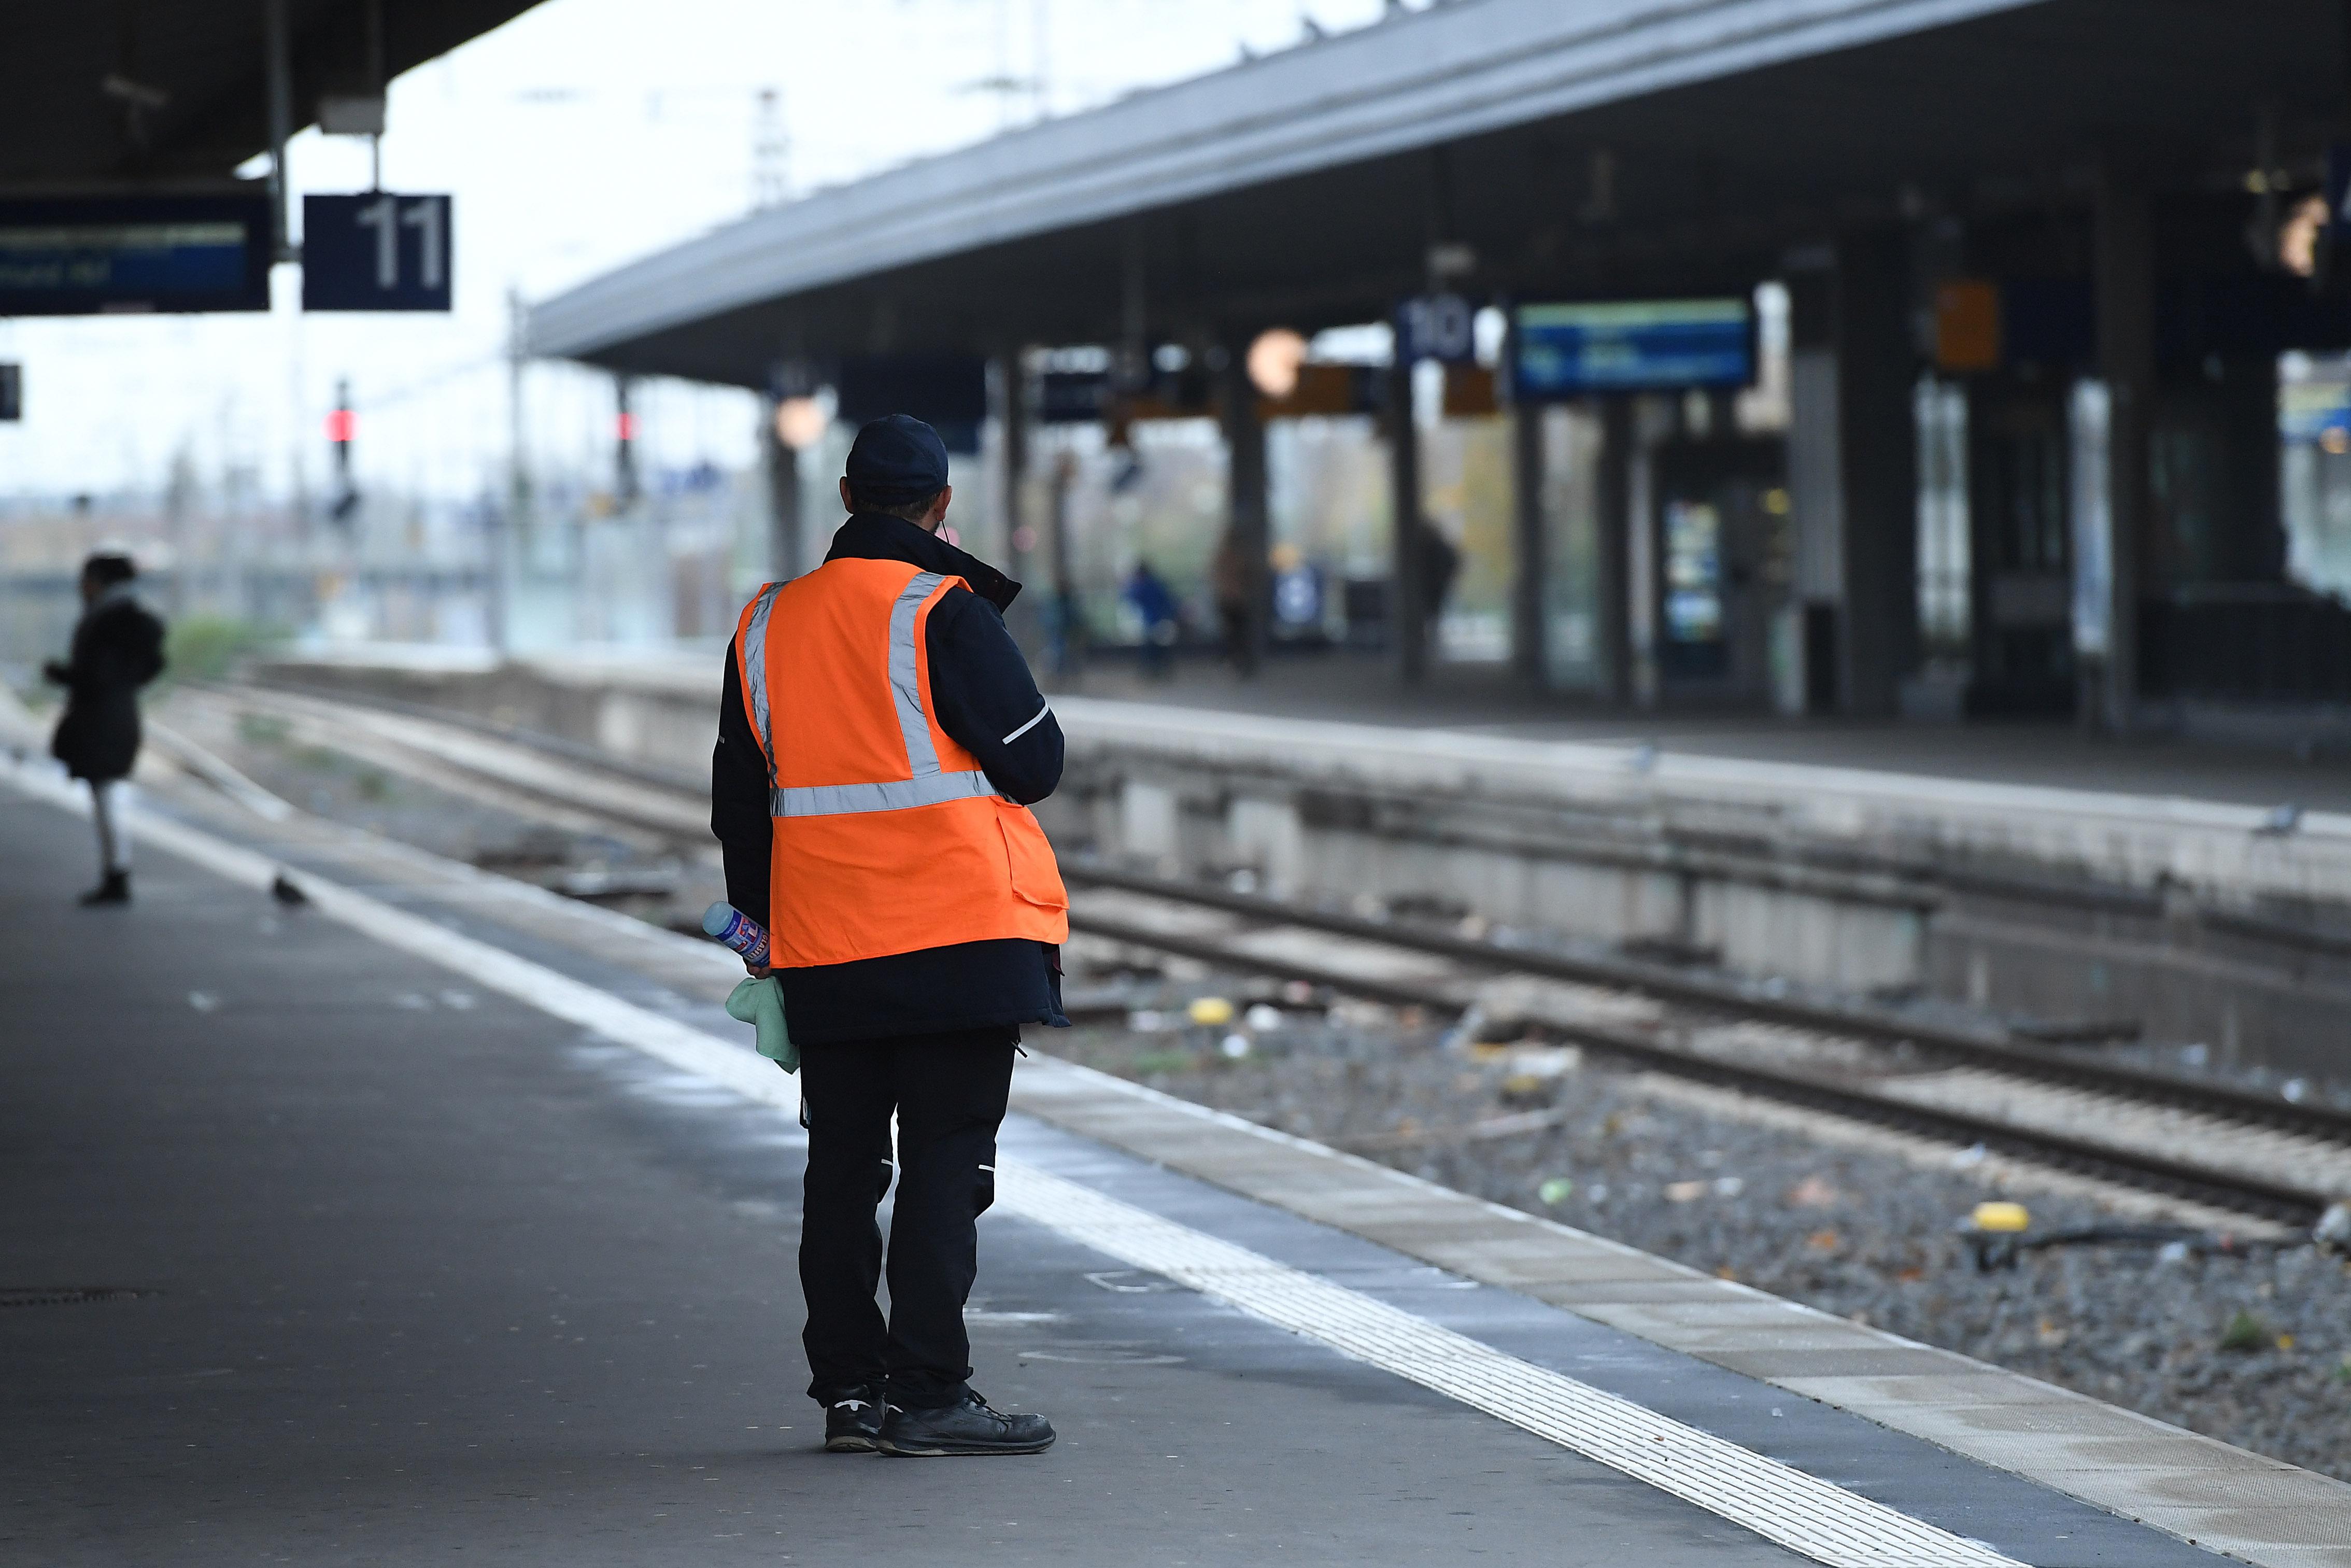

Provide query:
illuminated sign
left=0, top=195, right=272, bottom=316
left=1513, top=298, right=1754, bottom=399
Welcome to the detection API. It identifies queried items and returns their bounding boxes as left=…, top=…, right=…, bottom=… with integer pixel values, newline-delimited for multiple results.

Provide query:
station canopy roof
left=530, top=0, right=2350, bottom=390
left=2, top=1, right=547, bottom=187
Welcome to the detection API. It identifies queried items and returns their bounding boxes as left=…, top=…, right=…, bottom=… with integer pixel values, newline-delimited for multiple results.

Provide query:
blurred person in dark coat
left=43, top=552, right=166, bottom=905
left=1121, top=559, right=1180, bottom=680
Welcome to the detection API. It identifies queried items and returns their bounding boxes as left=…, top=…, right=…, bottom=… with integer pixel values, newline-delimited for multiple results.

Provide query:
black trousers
left=798, top=1028, right=1015, bottom=1410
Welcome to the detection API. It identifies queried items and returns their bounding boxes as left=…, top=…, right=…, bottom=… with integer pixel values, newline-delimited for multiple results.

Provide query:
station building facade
left=529, top=0, right=2351, bottom=738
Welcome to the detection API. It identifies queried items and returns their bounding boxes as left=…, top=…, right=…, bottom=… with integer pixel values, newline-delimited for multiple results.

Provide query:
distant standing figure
left=1121, top=559, right=1179, bottom=680
left=1418, top=520, right=1460, bottom=645
left=44, top=552, right=167, bottom=906
left=1041, top=583, right=1087, bottom=684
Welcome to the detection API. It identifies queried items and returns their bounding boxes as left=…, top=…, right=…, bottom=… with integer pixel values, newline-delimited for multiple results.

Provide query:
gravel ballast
left=1054, top=979, right=2351, bottom=1482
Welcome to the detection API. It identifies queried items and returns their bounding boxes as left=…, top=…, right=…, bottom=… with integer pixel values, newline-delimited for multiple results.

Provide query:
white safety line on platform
left=1005, top=1164, right=2017, bottom=1567
left=3, top=755, right=794, bottom=1118
left=1, top=758, right=2021, bottom=1567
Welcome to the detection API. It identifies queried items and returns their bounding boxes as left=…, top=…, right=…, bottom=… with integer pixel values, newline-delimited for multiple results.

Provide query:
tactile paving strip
left=1003, top=1163, right=2020, bottom=1568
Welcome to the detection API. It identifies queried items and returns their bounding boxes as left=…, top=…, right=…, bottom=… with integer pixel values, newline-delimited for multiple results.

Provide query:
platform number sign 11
left=302, top=193, right=452, bottom=312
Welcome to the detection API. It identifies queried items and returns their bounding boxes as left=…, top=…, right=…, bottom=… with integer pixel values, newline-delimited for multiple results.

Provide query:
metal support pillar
left=994, top=350, right=1037, bottom=651
left=2226, top=354, right=2286, bottom=582
left=1221, top=351, right=1270, bottom=676
left=494, top=286, right=528, bottom=658
left=364, top=0, right=386, bottom=189
left=1387, top=357, right=1427, bottom=683
left=1595, top=397, right=1634, bottom=706
left=1833, top=228, right=1920, bottom=718
left=1120, top=222, right=1149, bottom=392
left=2092, top=171, right=2154, bottom=736
left=997, top=351, right=1030, bottom=575
left=1507, top=349, right=1546, bottom=686
left=1784, top=234, right=1918, bottom=717
left=763, top=404, right=802, bottom=582
left=1786, top=267, right=1842, bottom=715
left=264, top=0, right=294, bottom=262
left=613, top=376, right=639, bottom=510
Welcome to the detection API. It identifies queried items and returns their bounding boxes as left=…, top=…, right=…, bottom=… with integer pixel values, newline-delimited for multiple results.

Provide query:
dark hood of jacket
left=825, top=513, right=1021, bottom=613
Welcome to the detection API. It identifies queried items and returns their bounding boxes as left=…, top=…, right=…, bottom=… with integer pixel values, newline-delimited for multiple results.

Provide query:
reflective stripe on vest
left=741, top=569, right=1001, bottom=819
left=739, top=580, right=786, bottom=801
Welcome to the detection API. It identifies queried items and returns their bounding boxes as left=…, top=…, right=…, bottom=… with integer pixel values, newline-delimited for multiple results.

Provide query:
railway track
left=193, top=678, right=2351, bottom=1229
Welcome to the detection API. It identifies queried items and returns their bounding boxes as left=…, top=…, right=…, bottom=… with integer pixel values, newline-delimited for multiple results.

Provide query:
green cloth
left=726, top=976, right=797, bottom=1072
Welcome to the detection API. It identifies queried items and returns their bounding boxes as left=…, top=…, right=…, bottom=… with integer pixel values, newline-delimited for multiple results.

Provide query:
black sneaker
left=822, top=1389, right=885, bottom=1453
left=78, top=870, right=130, bottom=907
left=876, top=1390, right=1054, bottom=1457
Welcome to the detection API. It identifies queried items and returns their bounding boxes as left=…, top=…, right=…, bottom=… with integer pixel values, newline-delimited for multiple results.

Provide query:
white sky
left=0, top=0, right=1397, bottom=506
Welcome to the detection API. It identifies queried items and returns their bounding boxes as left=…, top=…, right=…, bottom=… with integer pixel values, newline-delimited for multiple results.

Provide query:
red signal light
left=324, top=408, right=357, bottom=443
left=615, top=412, right=639, bottom=441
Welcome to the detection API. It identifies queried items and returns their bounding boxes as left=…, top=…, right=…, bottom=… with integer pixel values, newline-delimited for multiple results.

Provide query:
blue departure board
left=0, top=195, right=273, bottom=316
left=1514, top=298, right=1754, bottom=399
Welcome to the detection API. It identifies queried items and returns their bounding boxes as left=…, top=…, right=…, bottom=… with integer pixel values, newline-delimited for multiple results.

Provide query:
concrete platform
left=1061, top=659, right=2351, bottom=814
left=259, top=644, right=2351, bottom=815
left=6, top=759, right=2345, bottom=1563
left=1046, top=688, right=2351, bottom=913
left=252, top=646, right=2351, bottom=910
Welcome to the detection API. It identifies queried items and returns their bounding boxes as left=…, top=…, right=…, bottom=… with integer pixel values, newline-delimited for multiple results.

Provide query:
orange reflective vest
left=732, top=557, right=1069, bottom=969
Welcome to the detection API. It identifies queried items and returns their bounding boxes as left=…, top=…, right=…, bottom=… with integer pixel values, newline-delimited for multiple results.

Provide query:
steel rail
left=1062, top=863, right=2351, bottom=1149
left=207, top=680, right=2347, bottom=1224
left=1066, top=908, right=2327, bottom=1228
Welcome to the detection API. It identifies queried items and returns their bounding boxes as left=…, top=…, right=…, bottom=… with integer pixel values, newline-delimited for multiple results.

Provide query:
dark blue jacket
left=711, top=513, right=1068, bottom=1046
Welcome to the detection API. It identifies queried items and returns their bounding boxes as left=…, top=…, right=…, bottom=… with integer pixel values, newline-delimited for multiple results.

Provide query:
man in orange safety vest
left=713, top=414, right=1067, bottom=1457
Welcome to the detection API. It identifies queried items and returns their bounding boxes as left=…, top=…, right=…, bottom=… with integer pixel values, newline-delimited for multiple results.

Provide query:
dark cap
left=81, top=550, right=136, bottom=586
left=844, top=414, right=950, bottom=506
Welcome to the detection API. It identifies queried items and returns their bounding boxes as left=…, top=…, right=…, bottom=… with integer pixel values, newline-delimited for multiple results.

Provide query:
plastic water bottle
left=702, top=901, right=770, bottom=969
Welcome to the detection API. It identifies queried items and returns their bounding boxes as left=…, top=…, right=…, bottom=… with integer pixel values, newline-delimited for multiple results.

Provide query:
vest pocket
left=994, top=800, right=1069, bottom=911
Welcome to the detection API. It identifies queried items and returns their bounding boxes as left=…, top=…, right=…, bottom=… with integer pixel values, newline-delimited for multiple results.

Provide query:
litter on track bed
left=1053, top=975, right=2351, bottom=1483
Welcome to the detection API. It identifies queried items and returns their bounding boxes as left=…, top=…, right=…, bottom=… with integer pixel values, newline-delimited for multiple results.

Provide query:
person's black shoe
left=876, top=1390, right=1054, bottom=1457
left=78, top=870, right=130, bottom=907
left=822, top=1388, right=885, bottom=1453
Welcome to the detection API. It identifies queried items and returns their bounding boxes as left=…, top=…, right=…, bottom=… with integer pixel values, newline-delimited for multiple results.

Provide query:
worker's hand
left=745, top=960, right=771, bottom=980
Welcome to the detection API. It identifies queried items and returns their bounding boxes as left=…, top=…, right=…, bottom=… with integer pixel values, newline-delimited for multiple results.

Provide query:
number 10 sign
left=302, top=192, right=452, bottom=312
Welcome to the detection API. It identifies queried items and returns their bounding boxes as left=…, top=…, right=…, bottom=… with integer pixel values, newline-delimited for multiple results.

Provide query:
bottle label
left=703, top=902, right=771, bottom=968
